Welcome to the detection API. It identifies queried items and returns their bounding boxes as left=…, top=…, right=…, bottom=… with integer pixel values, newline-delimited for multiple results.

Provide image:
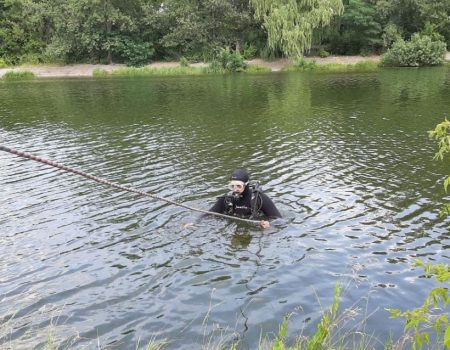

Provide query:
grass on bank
left=93, top=66, right=207, bottom=77
left=1, top=70, right=35, bottom=80
left=93, top=64, right=271, bottom=77
left=282, top=59, right=380, bottom=73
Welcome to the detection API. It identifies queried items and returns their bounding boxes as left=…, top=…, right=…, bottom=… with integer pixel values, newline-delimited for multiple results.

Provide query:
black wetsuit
left=209, top=186, right=282, bottom=219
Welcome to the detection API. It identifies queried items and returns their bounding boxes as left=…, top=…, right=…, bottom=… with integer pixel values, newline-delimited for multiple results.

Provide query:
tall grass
left=257, top=282, right=380, bottom=350
left=2, top=70, right=35, bottom=79
left=282, top=60, right=380, bottom=73
left=93, top=64, right=271, bottom=77
left=246, top=64, right=272, bottom=73
left=93, top=66, right=209, bottom=77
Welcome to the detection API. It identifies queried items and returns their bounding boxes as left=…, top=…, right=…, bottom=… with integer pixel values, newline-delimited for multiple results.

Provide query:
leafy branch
left=429, top=119, right=450, bottom=217
left=387, top=261, right=450, bottom=350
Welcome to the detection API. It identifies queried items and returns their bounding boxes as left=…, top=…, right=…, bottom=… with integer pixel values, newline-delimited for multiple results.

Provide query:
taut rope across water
left=0, top=145, right=261, bottom=225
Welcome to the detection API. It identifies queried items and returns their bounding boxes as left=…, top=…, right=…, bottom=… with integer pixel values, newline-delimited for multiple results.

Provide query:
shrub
left=19, top=53, right=43, bottom=65
left=0, top=58, right=8, bottom=68
left=119, top=40, right=154, bottom=67
left=382, top=23, right=402, bottom=50
left=293, top=57, right=317, bottom=70
left=319, top=49, right=330, bottom=58
left=381, top=34, right=446, bottom=67
left=179, top=57, right=190, bottom=67
left=243, top=43, right=257, bottom=59
left=215, top=48, right=247, bottom=72
left=207, top=60, right=224, bottom=74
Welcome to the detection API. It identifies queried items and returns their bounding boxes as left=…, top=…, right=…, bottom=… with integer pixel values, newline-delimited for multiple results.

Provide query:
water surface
left=1, top=69, right=449, bottom=349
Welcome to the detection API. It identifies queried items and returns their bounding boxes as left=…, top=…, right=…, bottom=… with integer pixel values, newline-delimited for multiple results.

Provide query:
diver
left=208, top=169, right=281, bottom=229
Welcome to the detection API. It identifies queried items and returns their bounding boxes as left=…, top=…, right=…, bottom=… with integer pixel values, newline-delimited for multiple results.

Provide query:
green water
left=0, top=69, right=449, bottom=349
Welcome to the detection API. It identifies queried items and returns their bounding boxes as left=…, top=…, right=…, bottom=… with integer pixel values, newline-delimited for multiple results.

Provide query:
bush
left=381, top=34, right=446, bottom=67
left=319, top=49, right=330, bottom=58
left=119, top=40, right=154, bottom=67
left=243, top=43, right=257, bottom=59
left=0, top=58, right=8, bottom=68
left=215, top=48, right=247, bottom=72
left=19, top=53, right=43, bottom=65
left=382, top=23, right=402, bottom=50
left=207, top=60, right=224, bottom=74
left=179, top=57, right=190, bottom=67
left=293, top=57, right=317, bottom=70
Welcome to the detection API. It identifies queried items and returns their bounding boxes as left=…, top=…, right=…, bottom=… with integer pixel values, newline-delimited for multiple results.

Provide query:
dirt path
left=1, top=53, right=449, bottom=77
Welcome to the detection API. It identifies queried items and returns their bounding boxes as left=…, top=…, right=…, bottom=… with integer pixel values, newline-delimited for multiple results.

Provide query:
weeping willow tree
left=250, top=0, right=344, bottom=59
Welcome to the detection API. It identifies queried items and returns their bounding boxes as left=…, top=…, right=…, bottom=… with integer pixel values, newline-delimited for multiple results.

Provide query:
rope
left=0, top=145, right=261, bottom=225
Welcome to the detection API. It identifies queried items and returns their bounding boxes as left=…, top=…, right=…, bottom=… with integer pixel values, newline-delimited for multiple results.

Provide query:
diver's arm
left=209, top=197, right=226, bottom=213
left=183, top=197, right=225, bottom=229
left=260, top=193, right=282, bottom=218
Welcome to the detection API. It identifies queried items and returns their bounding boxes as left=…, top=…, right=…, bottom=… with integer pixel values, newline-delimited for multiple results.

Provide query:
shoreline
left=0, top=56, right=379, bottom=78
left=1, top=53, right=449, bottom=78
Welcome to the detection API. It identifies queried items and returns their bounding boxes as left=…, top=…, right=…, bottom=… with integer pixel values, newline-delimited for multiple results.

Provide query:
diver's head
left=229, top=169, right=249, bottom=194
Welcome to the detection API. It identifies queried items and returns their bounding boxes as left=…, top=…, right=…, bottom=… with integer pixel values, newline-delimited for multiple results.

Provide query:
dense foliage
left=381, top=34, right=446, bottom=67
left=0, top=0, right=449, bottom=65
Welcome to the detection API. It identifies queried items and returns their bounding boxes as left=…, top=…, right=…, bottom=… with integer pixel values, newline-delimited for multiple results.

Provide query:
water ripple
left=1, top=73, right=449, bottom=349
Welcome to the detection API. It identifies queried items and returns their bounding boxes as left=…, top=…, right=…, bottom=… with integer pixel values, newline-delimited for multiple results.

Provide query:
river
left=1, top=69, right=449, bottom=349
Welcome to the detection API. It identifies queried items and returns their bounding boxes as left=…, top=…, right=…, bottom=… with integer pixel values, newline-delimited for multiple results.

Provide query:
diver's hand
left=260, top=220, right=270, bottom=229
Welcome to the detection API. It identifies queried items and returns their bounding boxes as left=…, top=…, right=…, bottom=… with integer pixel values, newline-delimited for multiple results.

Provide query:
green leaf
left=444, top=325, right=450, bottom=348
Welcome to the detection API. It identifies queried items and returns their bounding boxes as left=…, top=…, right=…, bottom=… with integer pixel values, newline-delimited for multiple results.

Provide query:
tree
left=146, top=0, right=259, bottom=61
left=327, top=0, right=383, bottom=55
left=375, top=0, right=450, bottom=45
left=45, top=0, right=151, bottom=64
left=0, top=0, right=47, bottom=64
left=249, top=0, right=344, bottom=59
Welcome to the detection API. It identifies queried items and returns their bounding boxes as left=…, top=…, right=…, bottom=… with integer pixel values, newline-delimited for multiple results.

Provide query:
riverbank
left=1, top=53, right=450, bottom=78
